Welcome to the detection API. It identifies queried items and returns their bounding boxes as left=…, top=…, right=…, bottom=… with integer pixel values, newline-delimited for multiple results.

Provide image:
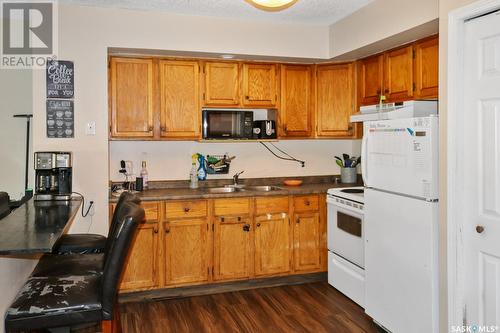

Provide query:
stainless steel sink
left=244, top=185, right=282, bottom=192
left=207, top=187, right=243, bottom=194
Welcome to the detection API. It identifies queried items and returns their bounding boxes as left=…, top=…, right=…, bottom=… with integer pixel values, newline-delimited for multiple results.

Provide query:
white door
left=463, top=10, right=500, bottom=327
left=364, top=189, right=439, bottom=333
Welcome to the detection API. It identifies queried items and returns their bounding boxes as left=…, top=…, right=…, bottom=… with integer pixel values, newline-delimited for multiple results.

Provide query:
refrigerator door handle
left=361, top=132, right=368, bottom=186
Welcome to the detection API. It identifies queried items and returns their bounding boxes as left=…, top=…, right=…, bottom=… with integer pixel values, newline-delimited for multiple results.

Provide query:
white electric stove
left=326, top=186, right=365, bottom=307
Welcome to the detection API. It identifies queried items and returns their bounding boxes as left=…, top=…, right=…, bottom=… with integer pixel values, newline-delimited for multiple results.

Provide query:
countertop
left=110, top=176, right=362, bottom=202
left=0, top=198, right=82, bottom=255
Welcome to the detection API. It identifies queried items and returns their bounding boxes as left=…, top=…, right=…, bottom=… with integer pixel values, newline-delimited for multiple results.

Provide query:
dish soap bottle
left=197, top=154, right=207, bottom=181
left=190, top=154, right=199, bottom=189
left=140, top=161, right=149, bottom=189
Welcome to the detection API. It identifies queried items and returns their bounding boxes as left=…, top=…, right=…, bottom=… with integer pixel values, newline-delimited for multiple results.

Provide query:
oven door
left=202, top=110, right=247, bottom=139
left=327, top=197, right=364, bottom=268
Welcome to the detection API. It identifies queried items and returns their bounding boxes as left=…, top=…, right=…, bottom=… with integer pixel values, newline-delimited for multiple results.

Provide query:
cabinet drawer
left=165, top=200, right=207, bottom=219
left=293, top=195, right=319, bottom=212
left=214, top=198, right=250, bottom=216
left=142, top=201, right=160, bottom=222
left=255, top=196, right=289, bottom=215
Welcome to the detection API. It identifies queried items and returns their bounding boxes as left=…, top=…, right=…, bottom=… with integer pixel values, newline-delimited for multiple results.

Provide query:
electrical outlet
left=86, top=121, right=96, bottom=135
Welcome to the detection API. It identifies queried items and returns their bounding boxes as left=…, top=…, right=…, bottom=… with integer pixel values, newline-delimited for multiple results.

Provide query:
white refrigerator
left=362, top=116, right=439, bottom=333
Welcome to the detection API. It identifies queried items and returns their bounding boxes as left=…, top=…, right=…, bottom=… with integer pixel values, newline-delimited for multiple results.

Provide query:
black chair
left=53, top=192, right=140, bottom=254
left=4, top=203, right=145, bottom=333
left=31, top=195, right=142, bottom=278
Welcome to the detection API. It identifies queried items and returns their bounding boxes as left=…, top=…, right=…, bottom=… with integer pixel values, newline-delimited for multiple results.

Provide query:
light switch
left=86, top=121, right=96, bottom=135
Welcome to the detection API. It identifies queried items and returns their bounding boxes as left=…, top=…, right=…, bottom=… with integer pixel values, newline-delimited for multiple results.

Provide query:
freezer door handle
left=361, top=131, right=368, bottom=185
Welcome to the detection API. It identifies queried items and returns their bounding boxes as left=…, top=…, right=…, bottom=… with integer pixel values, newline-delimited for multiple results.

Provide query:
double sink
left=206, top=185, right=282, bottom=194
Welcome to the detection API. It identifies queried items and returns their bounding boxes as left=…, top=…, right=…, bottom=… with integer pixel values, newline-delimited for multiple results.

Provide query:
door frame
left=447, top=0, right=500, bottom=328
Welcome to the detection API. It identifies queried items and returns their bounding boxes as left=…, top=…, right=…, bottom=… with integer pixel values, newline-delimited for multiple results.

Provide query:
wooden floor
left=119, top=282, right=380, bottom=333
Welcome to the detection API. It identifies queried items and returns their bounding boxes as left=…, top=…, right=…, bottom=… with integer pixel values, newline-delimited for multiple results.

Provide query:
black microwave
left=202, top=110, right=254, bottom=139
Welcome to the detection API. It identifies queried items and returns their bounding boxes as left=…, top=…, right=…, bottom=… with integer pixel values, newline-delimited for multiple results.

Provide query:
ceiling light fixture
left=245, top=0, right=299, bottom=12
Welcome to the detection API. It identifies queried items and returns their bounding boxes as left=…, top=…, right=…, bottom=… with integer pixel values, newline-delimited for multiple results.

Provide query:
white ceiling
left=59, top=0, right=373, bottom=25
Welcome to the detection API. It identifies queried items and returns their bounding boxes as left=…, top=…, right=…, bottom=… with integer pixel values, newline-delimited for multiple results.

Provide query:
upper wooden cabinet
left=159, top=60, right=200, bottom=139
left=414, top=36, right=439, bottom=99
left=203, top=62, right=240, bottom=106
left=383, top=45, right=414, bottom=102
left=279, top=64, right=313, bottom=137
left=358, top=37, right=439, bottom=105
left=316, top=63, right=355, bottom=138
left=358, top=55, right=384, bottom=106
left=242, top=63, right=278, bottom=107
left=109, top=57, right=154, bottom=138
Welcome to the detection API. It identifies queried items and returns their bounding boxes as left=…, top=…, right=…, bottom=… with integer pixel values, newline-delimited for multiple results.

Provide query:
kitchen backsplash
left=109, top=140, right=361, bottom=182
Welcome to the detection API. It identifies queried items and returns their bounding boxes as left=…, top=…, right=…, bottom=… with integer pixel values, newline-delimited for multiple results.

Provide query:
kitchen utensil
left=342, top=153, right=350, bottom=165
left=283, top=179, right=303, bottom=186
left=335, top=159, right=344, bottom=168
left=334, top=156, right=344, bottom=167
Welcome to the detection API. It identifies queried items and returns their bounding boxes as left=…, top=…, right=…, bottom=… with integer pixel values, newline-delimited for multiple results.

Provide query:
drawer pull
left=296, top=217, right=300, bottom=224
left=237, top=216, right=241, bottom=222
left=221, top=217, right=225, bottom=222
left=184, top=207, right=190, bottom=213
left=305, top=200, right=310, bottom=206
left=243, top=224, right=250, bottom=232
left=154, top=226, right=159, bottom=233
left=257, top=223, right=261, bottom=227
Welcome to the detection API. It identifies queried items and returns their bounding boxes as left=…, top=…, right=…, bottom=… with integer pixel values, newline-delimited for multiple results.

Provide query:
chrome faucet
left=232, top=171, right=244, bottom=186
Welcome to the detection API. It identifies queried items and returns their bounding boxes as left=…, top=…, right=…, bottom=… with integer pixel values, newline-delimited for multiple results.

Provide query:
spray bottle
left=190, top=154, right=198, bottom=189
left=197, top=153, right=207, bottom=181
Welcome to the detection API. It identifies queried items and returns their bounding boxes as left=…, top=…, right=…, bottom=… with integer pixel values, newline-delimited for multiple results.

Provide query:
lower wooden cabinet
left=116, top=194, right=326, bottom=293
left=213, top=215, right=252, bottom=281
left=119, top=201, right=160, bottom=292
left=254, top=212, right=292, bottom=276
left=164, top=218, right=210, bottom=286
left=293, top=212, right=321, bottom=272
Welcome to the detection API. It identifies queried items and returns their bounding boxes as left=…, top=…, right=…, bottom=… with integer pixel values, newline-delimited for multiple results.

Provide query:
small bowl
left=283, top=179, right=303, bottom=186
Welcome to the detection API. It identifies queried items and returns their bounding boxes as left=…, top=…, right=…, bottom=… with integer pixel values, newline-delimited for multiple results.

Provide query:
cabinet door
left=159, top=60, right=200, bottom=139
left=119, top=222, right=159, bottom=291
left=293, top=212, right=321, bottom=272
left=110, top=57, right=154, bottom=138
left=203, top=62, right=239, bottom=106
left=280, top=64, right=313, bottom=137
left=358, top=55, right=383, bottom=105
left=414, top=36, right=439, bottom=99
left=316, top=63, right=355, bottom=138
left=242, top=63, right=278, bottom=107
left=164, top=218, right=209, bottom=285
left=254, top=213, right=291, bottom=276
left=383, top=45, right=414, bottom=102
left=213, top=216, right=252, bottom=281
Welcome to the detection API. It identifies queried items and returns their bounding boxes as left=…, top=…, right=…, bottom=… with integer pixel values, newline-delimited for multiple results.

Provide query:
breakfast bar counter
left=0, top=198, right=81, bottom=255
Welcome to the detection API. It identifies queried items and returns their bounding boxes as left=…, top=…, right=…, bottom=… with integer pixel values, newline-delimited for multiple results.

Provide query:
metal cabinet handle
left=184, top=207, right=190, bottom=213
left=304, top=200, right=310, bottom=206
left=154, top=226, right=159, bottom=233
left=165, top=226, right=170, bottom=233
left=237, top=216, right=241, bottom=222
left=220, top=217, right=225, bottom=222
left=257, top=223, right=261, bottom=227
left=243, top=224, right=250, bottom=232
left=476, top=225, right=485, bottom=234
left=148, top=126, right=153, bottom=131
left=296, top=217, right=300, bottom=224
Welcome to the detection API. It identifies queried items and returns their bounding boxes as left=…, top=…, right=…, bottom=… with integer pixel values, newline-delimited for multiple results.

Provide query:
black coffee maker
left=34, top=152, right=72, bottom=201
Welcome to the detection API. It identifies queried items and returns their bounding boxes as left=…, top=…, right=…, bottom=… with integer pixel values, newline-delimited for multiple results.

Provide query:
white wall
left=0, top=70, right=33, bottom=200
left=329, top=0, right=438, bottom=58
left=109, top=140, right=361, bottom=182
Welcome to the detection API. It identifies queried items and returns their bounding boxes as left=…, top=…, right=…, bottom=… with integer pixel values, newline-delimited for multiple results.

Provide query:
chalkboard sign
left=46, top=100, right=74, bottom=138
left=46, top=60, right=74, bottom=98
